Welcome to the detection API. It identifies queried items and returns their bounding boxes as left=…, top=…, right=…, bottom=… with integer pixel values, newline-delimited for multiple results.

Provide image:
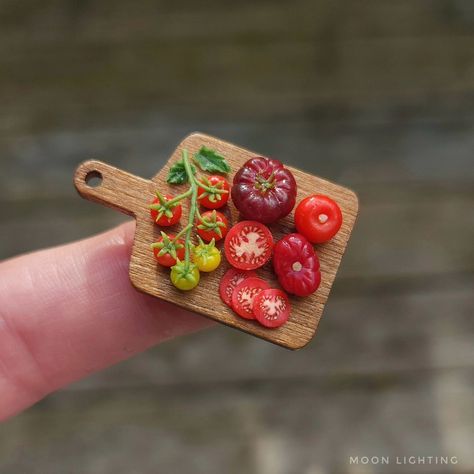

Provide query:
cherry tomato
left=295, top=194, right=342, bottom=244
left=197, top=175, right=230, bottom=209
left=192, top=238, right=221, bottom=272
left=231, top=277, right=270, bottom=319
left=150, top=194, right=182, bottom=226
left=151, top=233, right=185, bottom=267
left=273, top=233, right=321, bottom=297
left=253, top=289, right=291, bottom=328
left=196, top=210, right=229, bottom=242
left=224, top=221, right=273, bottom=270
left=231, top=157, right=297, bottom=224
left=219, top=268, right=257, bottom=308
left=170, top=262, right=200, bottom=291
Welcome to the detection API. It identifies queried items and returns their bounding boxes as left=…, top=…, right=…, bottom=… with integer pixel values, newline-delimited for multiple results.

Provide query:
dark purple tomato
left=231, top=157, right=297, bottom=224
left=273, top=233, right=321, bottom=297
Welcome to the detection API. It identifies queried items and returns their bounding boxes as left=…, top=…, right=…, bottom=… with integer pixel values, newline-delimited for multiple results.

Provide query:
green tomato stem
left=172, top=223, right=192, bottom=243
left=166, top=188, right=193, bottom=207
left=182, top=149, right=198, bottom=270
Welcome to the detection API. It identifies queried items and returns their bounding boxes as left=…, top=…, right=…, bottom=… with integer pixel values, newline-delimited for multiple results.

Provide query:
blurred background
left=1, top=1, right=473, bottom=473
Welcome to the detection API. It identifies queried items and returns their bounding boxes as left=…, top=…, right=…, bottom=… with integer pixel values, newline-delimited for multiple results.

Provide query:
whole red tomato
left=152, top=234, right=185, bottom=267
left=197, top=175, right=230, bottom=209
left=231, top=157, right=297, bottom=224
left=196, top=210, right=229, bottom=242
left=295, top=194, right=342, bottom=243
left=273, top=233, right=321, bottom=297
left=150, top=194, right=182, bottom=226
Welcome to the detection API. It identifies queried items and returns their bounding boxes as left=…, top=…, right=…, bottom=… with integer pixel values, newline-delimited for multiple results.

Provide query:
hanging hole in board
left=85, top=170, right=103, bottom=188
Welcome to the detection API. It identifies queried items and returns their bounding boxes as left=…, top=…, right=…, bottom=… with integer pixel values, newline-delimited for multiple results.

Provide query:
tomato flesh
left=273, top=233, right=321, bottom=297
left=231, top=277, right=270, bottom=319
left=224, top=221, right=273, bottom=270
left=231, top=157, right=297, bottom=224
left=253, top=289, right=290, bottom=328
left=219, top=268, right=257, bottom=307
left=295, top=194, right=342, bottom=244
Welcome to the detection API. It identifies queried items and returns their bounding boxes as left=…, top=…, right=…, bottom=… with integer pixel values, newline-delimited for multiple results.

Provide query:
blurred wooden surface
left=0, top=1, right=473, bottom=473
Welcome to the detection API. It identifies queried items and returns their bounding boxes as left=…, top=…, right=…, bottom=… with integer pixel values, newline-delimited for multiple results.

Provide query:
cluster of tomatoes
left=151, top=152, right=343, bottom=330
left=150, top=174, right=231, bottom=289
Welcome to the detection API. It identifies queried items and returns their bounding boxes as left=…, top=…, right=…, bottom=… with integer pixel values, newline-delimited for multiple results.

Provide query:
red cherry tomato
left=152, top=234, right=185, bottom=267
left=231, top=277, right=270, bottom=319
left=197, top=175, right=230, bottom=209
left=253, top=289, right=291, bottom=328
left=197, top=210, right=229, bottom=242
left=224, top=221, right=273, bottom=270
left=231, top=157, right=297, bottom=224
left=273, top=233, right=321, bottom=297
left=295, top=194, right=342, bottom=244
left=219, top=268, right=257, bottom=308
left=150, top=195, right=182, bottom=227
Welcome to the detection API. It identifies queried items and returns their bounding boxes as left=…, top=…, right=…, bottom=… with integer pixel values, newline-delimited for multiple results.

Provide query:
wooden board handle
left=74, top=160, right=151, bottom=217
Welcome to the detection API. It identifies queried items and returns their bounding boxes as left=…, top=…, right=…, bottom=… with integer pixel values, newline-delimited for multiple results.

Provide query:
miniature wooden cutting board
left=74, top=132, right=358, bottom=349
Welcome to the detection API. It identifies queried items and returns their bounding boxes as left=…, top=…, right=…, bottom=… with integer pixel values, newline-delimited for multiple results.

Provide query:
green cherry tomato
left=192, top=238, right=222, bottom=272
left=170, top=261, right=200, bottom=291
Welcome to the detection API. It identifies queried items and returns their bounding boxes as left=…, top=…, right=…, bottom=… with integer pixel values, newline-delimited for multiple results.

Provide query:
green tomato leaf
left=167, top=160, right=196, bottom=184
left=193, top=146, right=231, bottom=174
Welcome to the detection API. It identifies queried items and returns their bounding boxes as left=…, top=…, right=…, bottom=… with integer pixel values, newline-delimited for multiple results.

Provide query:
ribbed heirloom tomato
left=231, top=157, right=297, bottom=224
left=273, top=233, right=321, bottom=297
left=224, top=221, right=273, bottom=270
left=295, top=194, right=342, bottom=244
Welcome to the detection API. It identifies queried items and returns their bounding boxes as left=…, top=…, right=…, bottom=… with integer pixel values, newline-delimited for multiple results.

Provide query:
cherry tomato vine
left=150, top=148, right=231, bottom=291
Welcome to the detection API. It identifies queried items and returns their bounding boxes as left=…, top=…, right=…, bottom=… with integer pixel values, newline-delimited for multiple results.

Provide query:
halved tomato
left=224, top=221, right=273, bottom=270
left=231, top=277, right=270, bottom=319
left=219, top=268, right=256, bottom=308
left=253, top=289, right=290, bottom=328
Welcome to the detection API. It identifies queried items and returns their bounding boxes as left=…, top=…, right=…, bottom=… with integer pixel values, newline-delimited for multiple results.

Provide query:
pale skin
left=0, top=222, right=213, bottom=422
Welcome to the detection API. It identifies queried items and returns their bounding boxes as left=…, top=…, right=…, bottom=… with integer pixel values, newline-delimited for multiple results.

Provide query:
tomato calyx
left=197, top=209, right=227, bottom=239
left=254, top=172, right=276, bottom=193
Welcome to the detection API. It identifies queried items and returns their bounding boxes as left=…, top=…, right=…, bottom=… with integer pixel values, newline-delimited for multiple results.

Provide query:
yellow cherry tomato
left=170, top=262, right=200, bottom=291
left=192, top=238, right=222, bottom=272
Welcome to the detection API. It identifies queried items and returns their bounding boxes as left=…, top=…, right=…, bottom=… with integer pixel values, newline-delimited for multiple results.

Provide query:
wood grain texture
left=74, top=133, right=358, bottom=349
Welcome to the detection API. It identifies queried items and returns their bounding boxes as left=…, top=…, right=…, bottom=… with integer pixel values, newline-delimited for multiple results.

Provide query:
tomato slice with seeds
left=224, top=221, right=273, bottom=270
left=231, top=277, right=270, bottom=319
left=252, top=289, right=290, bottom=328
left=219, top=268, right=256, bottom=308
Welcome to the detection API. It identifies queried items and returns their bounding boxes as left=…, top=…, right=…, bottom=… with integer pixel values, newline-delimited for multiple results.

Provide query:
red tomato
left=295, top=194, right=342, bottom=244
left=219, top=268, right=257, bottom=308
left=197, top=210, right=229, bottom=242
left=253, top=289, right=291, bottom=328
left=231, top=157, right=297, bottom=224
left=231, top=277, right=270, bottom=319
left=224, top=221, right=273, bottom=270
left=150, top=195, right=182, bottom=226
left=152, top=234, right=185, bottom=267
left=197, top=175, right=230, bottom=209
left=273, top=233, right=321, bottom=297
